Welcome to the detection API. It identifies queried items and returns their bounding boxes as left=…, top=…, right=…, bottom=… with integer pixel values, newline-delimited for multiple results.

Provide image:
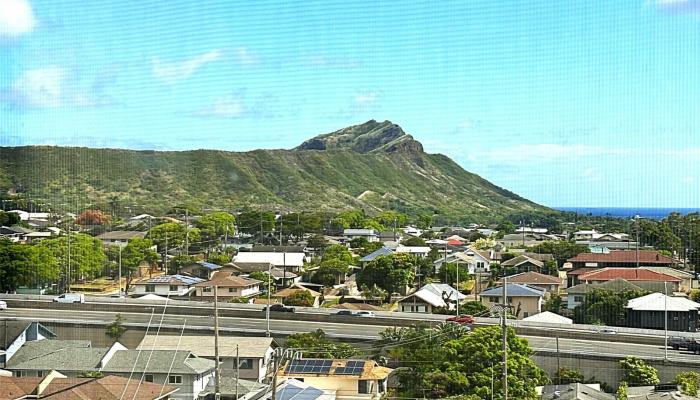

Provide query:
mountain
left=0, top=120, right=547, bottom=221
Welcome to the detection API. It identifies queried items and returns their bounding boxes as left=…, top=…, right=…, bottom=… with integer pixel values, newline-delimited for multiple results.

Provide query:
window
left=238, top=358, right=254, bottom=369
left=145, top=374, right=154, bottom=383
left=358, top=380, right=370, bottom=394
left=574, top=296, right=584, bottom=302
left=203, top=286, right=212, bottom=293
left=169, top=285, right=178, bottom=292
left=523, top=312, right=529, bottom=318
left=228, top=287, right=237, bottom=293
left=145, top=284, right=155, bottom=293
left=15, top=371, right=24, bottom=377
left=168, top=375, right=182, bottom=384
left=37, top=370, right=44, bottom=377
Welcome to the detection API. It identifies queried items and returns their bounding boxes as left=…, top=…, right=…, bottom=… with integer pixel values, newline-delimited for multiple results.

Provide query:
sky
left=1, top=0, right=700, bottom=208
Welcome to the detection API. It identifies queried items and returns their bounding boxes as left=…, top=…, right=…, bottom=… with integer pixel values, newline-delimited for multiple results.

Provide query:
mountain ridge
left=0, top=120, right=547, bottom=221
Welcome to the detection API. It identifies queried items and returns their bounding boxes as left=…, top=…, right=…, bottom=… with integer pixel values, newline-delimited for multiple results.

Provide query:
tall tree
left=285, top=329, right=358, bottom=358
left=194, top=211, right=236, bottom=250
left=38, top=234, right=106, bottom=282
left=0, top=239, right=59, bottom=292
left=357, top=253, right=416, bottom=294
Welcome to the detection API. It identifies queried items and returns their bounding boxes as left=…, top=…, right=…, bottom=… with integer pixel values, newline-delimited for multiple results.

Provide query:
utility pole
left=556, top=336, right=560, bottom=383
left=214, top=285, right=221, bottom=399
left=164, top=233, right=169, bottom=274
left=185, top=209, right=189, bottom=257
left=635, top=215, right=640, bottom=268
left=260, top=208, right=264, bottom=244
left=266, top=261, right=271, bottom=337
left=502, top=275, right=508, bottom=400
left=271, top=352, right=279, bottom=400
left=393, top=217, right=397, bottom=242
left=235, top=345, right=239, bottom=400
left=664, top=281, right=668, bottom=361
left=456, top=262, right=460, bottom=316
left=118, top=245, right=122, bottom=297
left=67, top=220, right=71, bottom=292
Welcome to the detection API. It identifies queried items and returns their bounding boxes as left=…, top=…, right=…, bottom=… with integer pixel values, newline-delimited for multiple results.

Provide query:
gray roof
left=95, top=231, right=146, bottom=240
left=133, top=274, right=205, bottom=286
left=359, top=247, right=393, bottom=262
left=103, top=350, right=214, bottom=374
left=541, top=383, right=614, bottom=400
left=566, top=278, right=644, bottom=294
left=137, top=335, right=274, bottom=359
left=501, top=255, right=544, bottom=269
left=0, top=322, right=56, bottom=350
left=203, top=377, right=266, bottom=397
left=480, top=284, right=544, bottom=297
left=8, top=341, right=106, bottom=371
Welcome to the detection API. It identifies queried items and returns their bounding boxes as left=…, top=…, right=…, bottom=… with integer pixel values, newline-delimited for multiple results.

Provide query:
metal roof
left=480, top=284, right=544, bottom=297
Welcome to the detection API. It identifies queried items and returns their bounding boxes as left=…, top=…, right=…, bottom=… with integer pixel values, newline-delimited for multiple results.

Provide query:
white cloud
left=354, top=91, right=378, bottom=105
left=0, top=0, right=36, bottom=38
left=192, top=95, right=245, bottom=118
left=653, top=0, right=700, bottom=13
left=152, top=50, right=221, bottom=83
left=1, top=67, right=112, bottom=108
left=236, top=47, right=259, bottom=65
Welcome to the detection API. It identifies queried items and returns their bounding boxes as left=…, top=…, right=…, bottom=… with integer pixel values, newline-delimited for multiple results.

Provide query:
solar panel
left=285, top=359, right=332, bottom=374
left=335, top=360, right=366, bottom=375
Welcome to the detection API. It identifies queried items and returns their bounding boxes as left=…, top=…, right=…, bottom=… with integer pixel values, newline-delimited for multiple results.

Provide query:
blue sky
left=1, top=0, right=700, bottom=208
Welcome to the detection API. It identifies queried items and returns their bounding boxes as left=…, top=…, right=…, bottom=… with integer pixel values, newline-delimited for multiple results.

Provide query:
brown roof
left=578, top=268, right=682, bottom=282
left=501, top=255, right=545, bottom=269
left=195, top=271, right=261, bottom=288
left=499, top=271, right=560, bottom=285
left=568, top=250, right=676, bottom=265
left=226, top=262, right=275, bottom=273
left=567, top=267, right=599, bottom=276
left=0, top=375, right=178, bottom=400
left=272, top=286, right=321, bottom=298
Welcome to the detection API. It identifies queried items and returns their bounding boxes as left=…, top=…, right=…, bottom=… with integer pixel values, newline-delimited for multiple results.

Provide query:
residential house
left=271, top=284, right=322, bottom=307
left=22, top=231, right=55, bottom=242
left=179, top=261, right=223, bottom=280
left=131, top=275, right=205, bottom=298
left=5, top=340, right=215, bottom=400
left=277, top=359, right=392, bottom=400
left=397, top=283, right=466, bottom=313
left=522, top=311, right=572, bottom=324
left=576, top=268, right=681, bottom=293
left=573, top=230, right=599, bottom=241
left=199, top=378, right=266, bottom=400
left=225, top=262, right=300, bottom=288
left=433, top=248, right=490, bottom=274
left=480, top=284, right=545, bottom=319
left=500, top=255, right=545, bottom=273
left=565, top=278, right=645, bottom=309
left=642, top=267, right=696, bottom=292
left=378, top=231, right=402, bottom=243
left=233, top=252, right=305, bottom=273
left=394, top=245, right=431, bottom=258
left=250, top=379, right=336, bottom=400
left=251, top=245, right=306, bottom=253
left=0, top=226, right=33, bottom=242
left=0, top=322, right=56, bottom=368
left=497, top=271, right=561, bottom=295
left=343, top=229, right=379, bottom=243
left=626, top=293, right=700, bottom=332
left=95, top=230, right=147, bottom=247
left=627, top=385, right=697, bottom=399
left=358, top=247, right=394, bottom=264
left=403, top=226, right=422, bottom=237
left=0, top=373, right=179, bottom=400
left=194, top=271, right=261, bottom=300
left=540, top=383, right=614, bottom=400
left=567, top=250, right=677, bottom=269
left=498, top=233, right=550, bottom=248
left=137, top=335, right=274, bottom=382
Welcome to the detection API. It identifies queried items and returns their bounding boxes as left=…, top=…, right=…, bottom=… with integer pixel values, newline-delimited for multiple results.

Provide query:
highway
left=3, top=307, right=700, bottom=364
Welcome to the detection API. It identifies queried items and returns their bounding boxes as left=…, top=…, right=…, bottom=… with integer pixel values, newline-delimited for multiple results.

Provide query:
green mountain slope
left=0, top=120, right=547, bottom=220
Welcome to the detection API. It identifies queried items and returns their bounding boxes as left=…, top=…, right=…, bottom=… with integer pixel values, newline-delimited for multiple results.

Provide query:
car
left=447, top=315, right=475, bottom=325
left=669, top=336, right=693, bottom=350
left=356, top=311, right=375, bottom=318
left=596, top=327, right=617, bottom=335
left=52, top=293, right=85, bottom=304
left=335, top=310, right=355, bottom=316
left=264, top=304, right=295, bottom=313
left=0, top=300, right=7, bottom=310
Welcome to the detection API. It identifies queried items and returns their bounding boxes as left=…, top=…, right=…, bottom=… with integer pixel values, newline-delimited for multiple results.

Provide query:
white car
left=53, top=293, right=85, bottom=304
left=356, top=311, right=375, bottom=318
left=0, top=300, right=7, bottom=310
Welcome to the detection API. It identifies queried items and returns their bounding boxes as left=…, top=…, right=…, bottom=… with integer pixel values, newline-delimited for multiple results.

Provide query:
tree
left=460, top=300, right=488, bottom=316
left=530, top=241, right=589, bottom=267
left=620, top=356, right=660, bottom=386
left=402, top=236, right=426, bottom=246
left=441, top=263, right=471, bottom=287
left=376, top=211, right=408, bottom=228
left=119, top=237, right=158, bottom=289
left=357, top=253, right=416, bottom=294
left=358, top=241, right=383, bottom=257
left=75, top=209, right=111, bottom=226
left=555, top=367, right=584, bottom=384
left=542, top=295, right=562, bottom=313
left=0, top=239, right=59, bottom=292
left=285, top=290, right=315, bottom=307
left=146, top=222, right=200, bottom=254
left=332, top=210, right=366, bottom=229
left=0, top=211, right=21, bottom=226
left=616, top=381, right=628, bottom=400
left=473, top=237, right=496, bottom=249
left=322, top=244, right=354, bottom=264
left=349, top=236, right=369, bottom=249
left=106, top=313, right=126, bottom=340
left=573, top=288, right=647, bottom=326
left=249, top=271, right=274, bottom=289
left=285, top=329, right=358, bottom=358
left=381, top=325, right=546, bottom=399
left=674, top=371, right=700, bottom=396
left=38, top=233, right=106, bottom=282
left=207, top=251, right=231, bottom=265
left=194, top=211, right=236, bottom=249
left=312, top=259, right=349, bottom=287
left=236, top=210, right=275, bottom=236
left=361, top=284, right=388, bottom=304
left=307, top=234, right=327, bottom=251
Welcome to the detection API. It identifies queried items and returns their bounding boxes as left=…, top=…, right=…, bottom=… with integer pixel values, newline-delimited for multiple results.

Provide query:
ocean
left=555, top=207, right=700, bottom=220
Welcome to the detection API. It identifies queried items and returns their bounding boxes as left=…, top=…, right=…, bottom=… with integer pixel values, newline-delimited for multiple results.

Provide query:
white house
left=194, top=271, right=261, bottom=300
left=394, top=245, right=431, bottom=258
left=433, top=248, right=490, bottom=274
left=343, top=228, right=379, bottom=243
left=397, top=283, right=466, bottom=313
left=131, top=274, right=205, bottom=297
left=233, top=252, right=306, bottom=272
